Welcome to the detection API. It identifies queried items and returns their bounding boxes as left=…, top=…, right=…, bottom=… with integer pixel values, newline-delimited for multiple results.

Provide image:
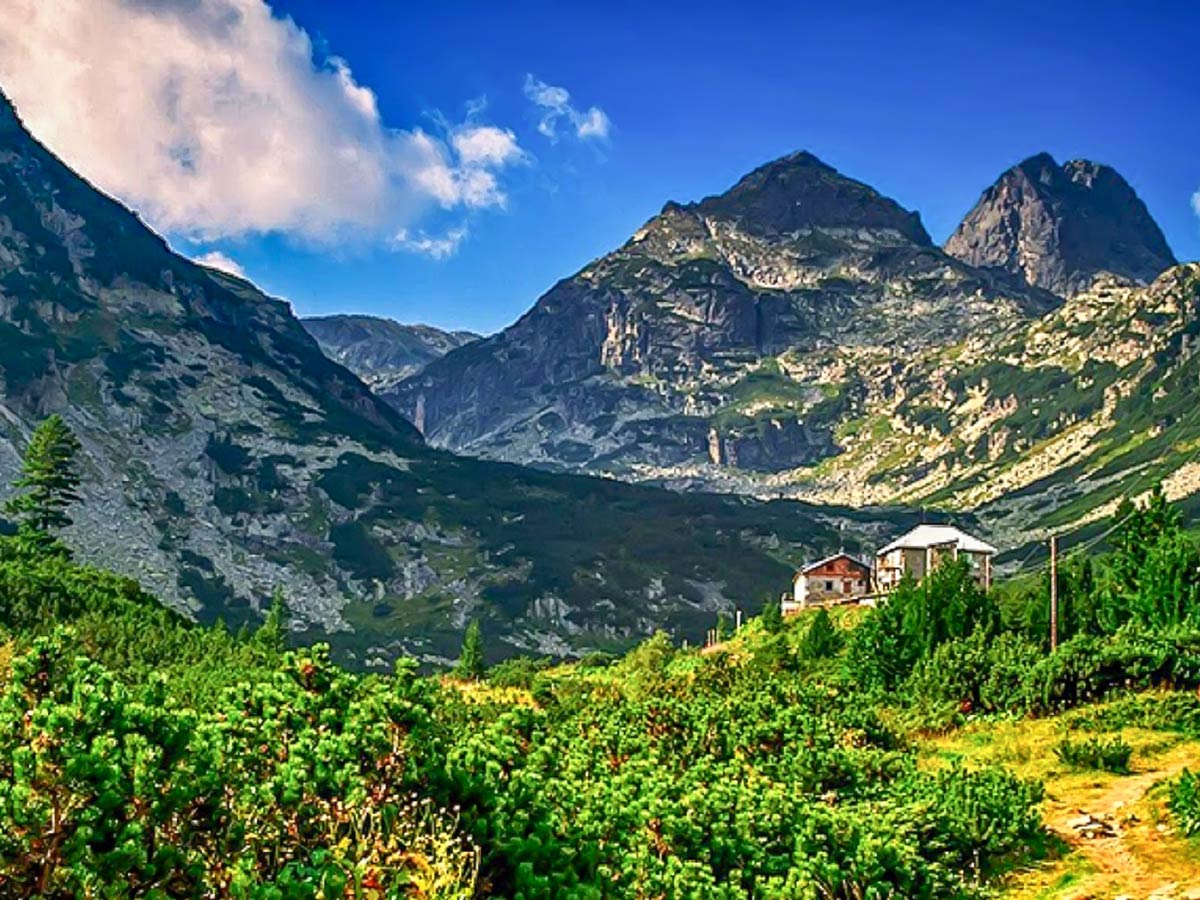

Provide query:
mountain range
left=302, top=315, right=478, bottom=392
left=382, top=150, right=1193, bottom=556
left=0, top=91, right=906, bottom=665
left=4, top=73, right=1194, bottom=667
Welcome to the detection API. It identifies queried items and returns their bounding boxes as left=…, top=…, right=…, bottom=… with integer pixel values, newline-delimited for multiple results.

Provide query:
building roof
left=877, top=525, right=997, bottom=556
left=797, top=553, right=872, bottom=576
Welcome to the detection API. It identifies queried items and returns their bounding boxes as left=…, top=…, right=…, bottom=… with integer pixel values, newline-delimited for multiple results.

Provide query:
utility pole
left=1049, top=534, right=1058, bottom=653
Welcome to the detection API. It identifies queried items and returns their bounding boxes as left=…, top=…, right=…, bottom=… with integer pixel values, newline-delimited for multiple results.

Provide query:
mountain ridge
left=382, top=147, right=1191, bottom=552
left=388, top=150, right=1056, bottom=479
left=303, top=314, right=479, bottom=392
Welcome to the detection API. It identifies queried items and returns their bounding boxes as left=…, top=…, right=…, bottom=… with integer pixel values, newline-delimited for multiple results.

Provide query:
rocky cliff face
left=386, top=150, right=1189, bottom=553
left=302, top=315, right=478, bottom=392
left=0, top=90, right=898, bottom=665
left=390, top=152, right=1050, bottom=478
left=944, top=153, right=1177, bottom=297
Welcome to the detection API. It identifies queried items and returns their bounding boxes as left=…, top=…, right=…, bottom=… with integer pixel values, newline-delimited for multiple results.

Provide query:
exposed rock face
left=385, top=148, right=1193, bottom=554
left=0, top=90, right=887, bottom=664
left=302, top=315, right=478, bottom=392
left=944, top=153, right=1177, bottom=297
left=389, top=151, right=1050, bottom=477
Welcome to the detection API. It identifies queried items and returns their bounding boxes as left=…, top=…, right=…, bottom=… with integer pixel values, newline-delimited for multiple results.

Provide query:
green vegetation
left=3, top=417, right=1200, bottom=895
left=3, top=415, right=82, bottom=554
left=1053, top=735, right=1133, bottom=773
left=1170, top=769, right=1200, bottom=836
left=454, top=619, right=485, bottom=680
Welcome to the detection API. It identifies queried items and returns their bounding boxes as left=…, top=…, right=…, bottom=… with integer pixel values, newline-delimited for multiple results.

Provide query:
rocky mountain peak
left=944, top=153, right=1176, bottom=297
left=678, top=150, right=933, bottom=246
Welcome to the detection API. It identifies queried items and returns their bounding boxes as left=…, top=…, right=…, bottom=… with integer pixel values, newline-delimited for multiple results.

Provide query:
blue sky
left=3, top=1, right=1197, bottom=335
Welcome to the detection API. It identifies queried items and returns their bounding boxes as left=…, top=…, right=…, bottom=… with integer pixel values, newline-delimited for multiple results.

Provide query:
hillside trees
left=847, top=557, right=998, bottom=690
left=1101, top=486, right=1200, bottom=630
left=455, top=619, right=485, bottom=680
left=3, top=415, right=82, bottom=554
left=760, top=593, right=783, bottom=634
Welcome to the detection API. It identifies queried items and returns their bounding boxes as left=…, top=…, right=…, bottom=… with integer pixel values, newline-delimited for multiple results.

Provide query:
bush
left=0, top=632, right=477, bottom=898
left=1024, top=627, right=1200, bottom=713
left=1054, top=735, right=1133, bottom=773
left=487, top=654, right=551, bottom=689
left=1065, top=692, right=1200, bottom=736
left=1170, top=770, right=1200, bottom=836
left=760, top=594, right=783, bottom=634
left=908, top=631, right=1042, bottom=714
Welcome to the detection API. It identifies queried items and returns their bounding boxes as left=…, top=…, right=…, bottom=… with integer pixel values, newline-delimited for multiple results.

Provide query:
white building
left=783, top=553, right=873, bottom=615
left=875, top=525, right=997, bottom=592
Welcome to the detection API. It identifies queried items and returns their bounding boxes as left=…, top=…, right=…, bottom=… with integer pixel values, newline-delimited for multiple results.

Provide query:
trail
left=1020, top=742, right=1200, bottom=899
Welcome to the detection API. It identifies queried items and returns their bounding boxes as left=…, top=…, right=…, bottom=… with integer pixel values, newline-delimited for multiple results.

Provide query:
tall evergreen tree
left=455, top=619, right=485, bottom=680
left=4, top=415, right=82, bottom=552
left=799, top=607, right=841, bottom=659
left=760, top=594, right=783, bottom=634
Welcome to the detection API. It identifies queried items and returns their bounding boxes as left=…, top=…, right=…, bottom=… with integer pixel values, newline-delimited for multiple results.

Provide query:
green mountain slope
left=0, top=90, right=917, bottom=665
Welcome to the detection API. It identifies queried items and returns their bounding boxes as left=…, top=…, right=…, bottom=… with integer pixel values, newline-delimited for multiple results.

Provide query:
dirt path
left=1015, top=742, right=1200, bottom=899
left=919, top=717, right=1200, bottom=899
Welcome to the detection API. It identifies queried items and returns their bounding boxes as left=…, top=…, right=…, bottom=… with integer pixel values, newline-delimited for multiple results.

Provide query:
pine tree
left=252, top=587, right=288, bottom=655
left=760, top=594, right=783, bottom=634
left=455, top=619, right=485, bottom=680
left=799, top=607, right=841, bottom=659
left=4, top=415, right=82, bottom=552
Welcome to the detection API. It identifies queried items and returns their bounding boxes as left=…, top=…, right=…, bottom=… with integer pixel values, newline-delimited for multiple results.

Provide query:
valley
left=1, top=3, right=1197, bottom=897
left=0, top=91, right=916, bottom=666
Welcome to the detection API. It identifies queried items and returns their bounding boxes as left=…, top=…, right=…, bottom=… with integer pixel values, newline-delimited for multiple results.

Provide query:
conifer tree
left=799, top=607, right=841, bottom=659
left=253, top=587, right=288, bottom=655
left=760, top=594, right=783, bottom=634
left=455, top=619, right=485, bottom=680
left=4, top=415, right=82, bottom=552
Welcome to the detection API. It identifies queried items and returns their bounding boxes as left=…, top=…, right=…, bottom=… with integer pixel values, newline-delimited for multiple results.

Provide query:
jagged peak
left=659, top=150, right=931, bottom=246
left=1013, top=151, right=1058, bottom=174
left=945, top=152, right=1177, bottom=297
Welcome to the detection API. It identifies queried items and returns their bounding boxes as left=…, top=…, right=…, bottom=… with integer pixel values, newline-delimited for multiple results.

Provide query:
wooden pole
left=1049, top=534, right=1058, bottom=653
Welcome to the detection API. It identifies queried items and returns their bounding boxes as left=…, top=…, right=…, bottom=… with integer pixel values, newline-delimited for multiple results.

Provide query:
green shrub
left=487, top=654, right=551, bottom=689
left=908, top=631, right=1042, bottom=714
left=760, top=594, right=783, bottom=634
left=1066, top=692, right=1200, bottom=736
left=0, top=632, right=477, bottom=898
left=1024, top=628, right=1200, bottom=713
left=1170, top=769, right=1200, bottom=836
left=1054, top=735, right=1133, bottom=773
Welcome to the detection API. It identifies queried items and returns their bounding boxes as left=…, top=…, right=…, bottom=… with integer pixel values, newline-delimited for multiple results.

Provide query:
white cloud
left=0, top=0, right=525, bottom=244
left=393, top=226, right=469, bottom=260
left=1193, top=190, right=1200, bottom=219
left=191, top=250, right=246, bottom=277
left=451, top=125, right=523, bottom=167
left=523, top=74, right=611, bottom=142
